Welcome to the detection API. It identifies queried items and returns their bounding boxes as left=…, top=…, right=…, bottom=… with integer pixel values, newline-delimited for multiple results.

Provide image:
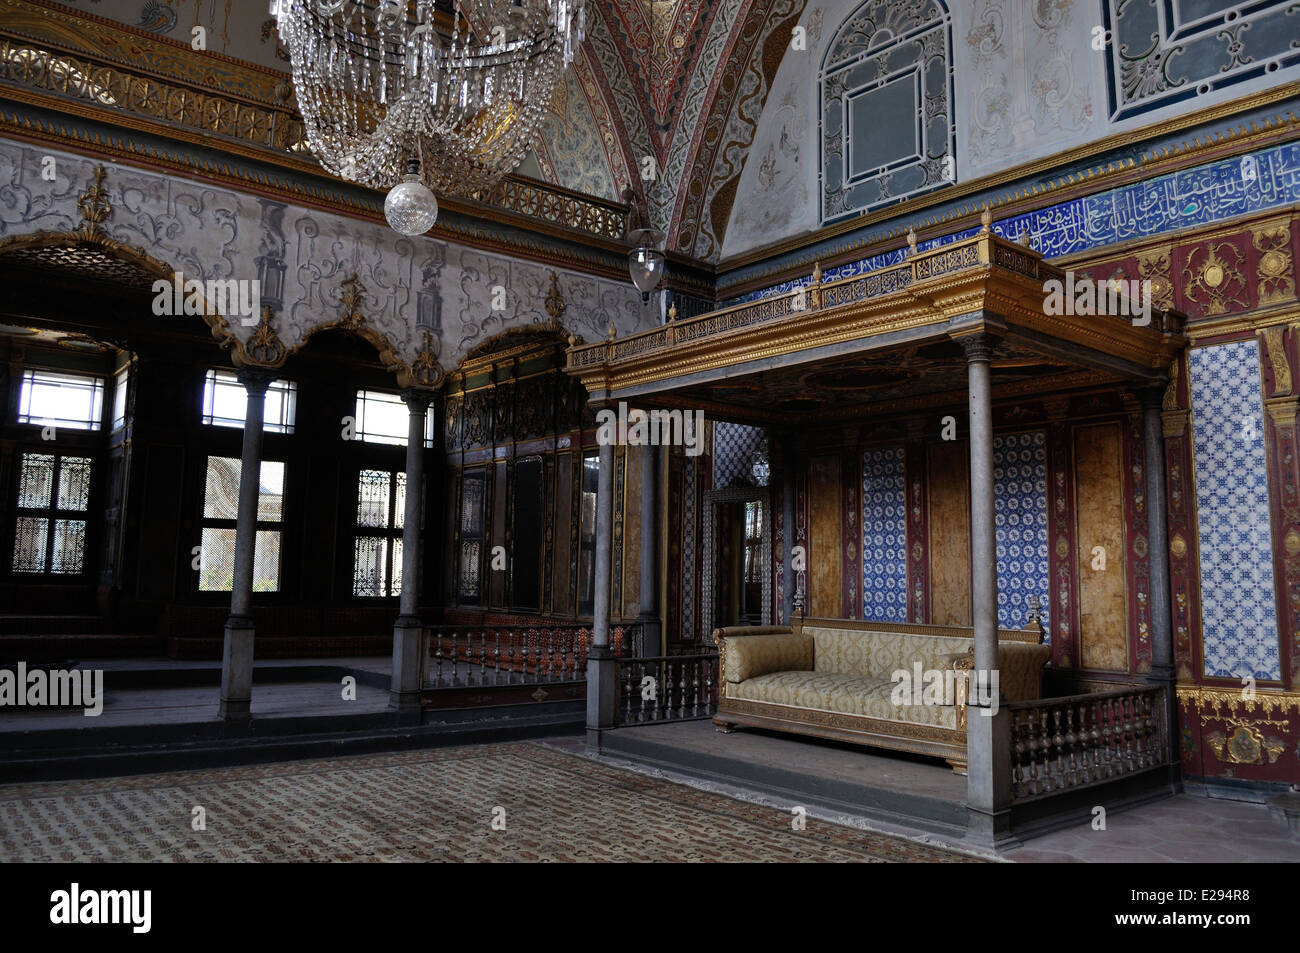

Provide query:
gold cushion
left=996, top=642, right=1052, bottom=701
left=731, top=670, right=958, bottom=729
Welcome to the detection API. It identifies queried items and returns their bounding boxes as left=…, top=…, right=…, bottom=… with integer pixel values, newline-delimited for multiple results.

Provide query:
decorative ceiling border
left=717, top=83, right=1300, bottom=287
left=0, top=102, right=635, bottom=286
left=0, top=3, right=630, bottom=252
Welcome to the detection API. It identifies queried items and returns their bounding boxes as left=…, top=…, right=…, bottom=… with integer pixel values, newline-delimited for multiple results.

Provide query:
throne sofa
left=712, top=616, right=1051, bottom=772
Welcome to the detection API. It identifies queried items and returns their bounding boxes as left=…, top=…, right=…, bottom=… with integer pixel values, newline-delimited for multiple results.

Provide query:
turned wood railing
left=614, top=651, right=719, bottom=726
left=1007, top=685, right=1169, bottom=802
left=420, top=625, right=636, bottom=690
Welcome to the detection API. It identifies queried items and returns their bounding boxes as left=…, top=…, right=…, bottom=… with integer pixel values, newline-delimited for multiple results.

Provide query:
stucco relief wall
left=722, top=0, right=1300, bottom=260
left=0, top=140, right=651, bottom=372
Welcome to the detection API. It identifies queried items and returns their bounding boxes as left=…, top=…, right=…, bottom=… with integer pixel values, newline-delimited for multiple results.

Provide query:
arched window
left=819, top=0, right=955, bottom=224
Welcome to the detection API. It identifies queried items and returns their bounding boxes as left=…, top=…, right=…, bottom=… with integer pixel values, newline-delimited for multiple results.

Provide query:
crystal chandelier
left=271, top=0, right=585, bottom=233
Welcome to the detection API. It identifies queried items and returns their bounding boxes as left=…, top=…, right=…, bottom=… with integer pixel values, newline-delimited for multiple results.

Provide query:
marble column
left=961, top=333, right=1013, bottom=846
left=636, top=443, right=661, bottom=656
left=964, top=334, right=999, bottom=673
left=781, top=442, right=796, bottom=625
left=1141, top=384, right=1179, bottom=767
left=586, top=437, right=617, bottom=747
left=219, top=368, right=271, bottom=723
left=390, top=388, right=432, bottom=717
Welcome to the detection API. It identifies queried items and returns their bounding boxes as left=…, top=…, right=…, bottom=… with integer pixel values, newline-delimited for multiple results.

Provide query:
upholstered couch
left=712, top=617, right=1051, bottom=772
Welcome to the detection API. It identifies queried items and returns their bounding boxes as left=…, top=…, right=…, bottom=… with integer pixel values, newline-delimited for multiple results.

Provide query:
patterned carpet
left=0, top=742, right=979, bottom=863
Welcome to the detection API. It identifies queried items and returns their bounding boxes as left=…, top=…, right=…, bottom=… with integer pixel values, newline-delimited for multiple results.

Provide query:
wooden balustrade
left=614, top=652, right=719, bottom=726
left=420, top=624, right=636, bottom=691
left=1007, top=685, right=1168, bottom=802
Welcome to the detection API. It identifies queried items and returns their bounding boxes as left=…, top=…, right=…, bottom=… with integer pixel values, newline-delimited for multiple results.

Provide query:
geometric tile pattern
left=713, top=422, right=768, bottom=488
left=1188, top=340, right=1282, bottom=681
left=861, top=446, right=908, bottom=622
left=994, top=431, right=1050, bottom=632
left=682, top=455, right=697, bottom=641
left=0, top=743, right=978, bottom=862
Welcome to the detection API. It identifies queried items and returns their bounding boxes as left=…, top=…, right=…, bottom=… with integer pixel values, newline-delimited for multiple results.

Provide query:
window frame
left=200, top=368, right=298, bottom=435
left=577, top=451, right=599, bottom=616
left=352, top=466, right=406, bottom=599
left=353, top=388, right=435, bottom=448
left=457, top=468, right=487, bottom=606
left=16, top=368, right=106, bottom=432
left=195, top=454, right=286, bottom=594
left=10, top=450, right=94, bottom=577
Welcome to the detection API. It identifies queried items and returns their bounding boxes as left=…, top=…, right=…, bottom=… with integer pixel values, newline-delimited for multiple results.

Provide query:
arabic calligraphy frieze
left=731, top=139, right=1300, bottom=305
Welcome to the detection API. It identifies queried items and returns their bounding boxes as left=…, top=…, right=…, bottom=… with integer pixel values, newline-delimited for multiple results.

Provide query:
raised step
left=0, top=633, right=163, bottom=661
left=166, top=634, right=393, bottom=660
left=0, top=614, right=112, bottom=636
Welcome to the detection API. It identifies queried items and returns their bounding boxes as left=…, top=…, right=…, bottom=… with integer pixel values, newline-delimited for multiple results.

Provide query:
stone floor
left=0, top=657, right=393, bottom=730
left=1001, top=795, right=1300, bottom=862
left=0, top=741, right=979, bottom=863
left=543, top=729, right=1300, bottom=863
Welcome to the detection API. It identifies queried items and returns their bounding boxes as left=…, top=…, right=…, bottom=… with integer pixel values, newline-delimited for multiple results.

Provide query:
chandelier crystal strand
left=273, top=0, right=584, bottom=207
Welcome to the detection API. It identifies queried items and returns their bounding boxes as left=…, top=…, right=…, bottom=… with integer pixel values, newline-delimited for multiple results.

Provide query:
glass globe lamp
left=627, top=228, right=665, bottom=302
left=385, top=158, right=439, bottom=236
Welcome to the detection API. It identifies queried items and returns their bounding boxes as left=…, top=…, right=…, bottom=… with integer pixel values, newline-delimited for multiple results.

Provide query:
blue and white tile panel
left=994, top=431, right=1050, bottom=632
left=1189, top=340, right=1282, bottom=681
left=861, top=446, right=908, bottom=622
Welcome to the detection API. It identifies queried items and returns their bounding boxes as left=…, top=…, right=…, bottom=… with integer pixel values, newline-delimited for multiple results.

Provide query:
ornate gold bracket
left=75, top=163, right=111, bottom=241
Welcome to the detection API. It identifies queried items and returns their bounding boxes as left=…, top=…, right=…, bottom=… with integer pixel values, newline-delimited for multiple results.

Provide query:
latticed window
left=197, top=455, right=284, bottom=592
left=353, top=468, right=405, bottom=598
left=459, top=470, right=486, bottom=605
left=12, top=452, right=92, bottom=574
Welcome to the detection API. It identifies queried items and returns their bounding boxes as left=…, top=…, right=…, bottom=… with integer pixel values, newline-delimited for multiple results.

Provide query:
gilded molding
left=1177, top=685, right=1300, bottom=717
left=1254, top=221, right=1296, bottom=306
left=240, top=306, right=286, bottom=368
left=568, top=232, right=1186, bottom=400
left=1260, top=325, right=1293, bottom=396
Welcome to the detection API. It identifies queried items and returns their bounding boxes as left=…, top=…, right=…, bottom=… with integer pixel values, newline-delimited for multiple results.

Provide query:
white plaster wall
left=721, top=0, right=1300, bottom=260
left=0, top=140, right=651, bottom=371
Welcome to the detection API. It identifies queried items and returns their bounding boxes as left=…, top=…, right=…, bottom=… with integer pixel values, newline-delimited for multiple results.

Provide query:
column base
left=219, top=617, right=255, bottom=724
left=964, top=808, right=1021, bottom=851
left=965, top=705, right=1015, bottom=849
left=586, top=645, right=617, bottom=733
left=389, top=617, right=425, bottom=719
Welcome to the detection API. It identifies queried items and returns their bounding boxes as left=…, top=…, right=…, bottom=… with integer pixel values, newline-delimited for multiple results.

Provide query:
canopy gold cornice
left=566, top=224, right=1187, bottom=403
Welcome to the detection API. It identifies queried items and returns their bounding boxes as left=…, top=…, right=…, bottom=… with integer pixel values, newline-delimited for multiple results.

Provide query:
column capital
left=958, top=333, right=995, bottom=363
left=235, top=366, right=274, bottom=394
left=400, top=387, right=435, bottom=411
left=1137, top=382, right=1166, bottom=410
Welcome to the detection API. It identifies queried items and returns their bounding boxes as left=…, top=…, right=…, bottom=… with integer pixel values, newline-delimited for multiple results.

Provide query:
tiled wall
left=1189, top=339, right=1282, bottom=681
left=994, top=431, right=1050, bottom=632
left=712, top=422, right=768, bottom=488
left=860, top=446, right=907, bottom=622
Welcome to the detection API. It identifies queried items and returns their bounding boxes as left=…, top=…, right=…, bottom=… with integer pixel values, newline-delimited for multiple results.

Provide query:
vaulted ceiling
left=45, top=0, right=806, bottom=262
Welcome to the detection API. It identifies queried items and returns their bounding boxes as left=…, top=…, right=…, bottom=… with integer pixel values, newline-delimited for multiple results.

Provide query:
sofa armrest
left=943, top=643, right=1049, bottom=726
left=996, top=641, right=1052, bottom=702
left=715, top=631, right=813, bottom=683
